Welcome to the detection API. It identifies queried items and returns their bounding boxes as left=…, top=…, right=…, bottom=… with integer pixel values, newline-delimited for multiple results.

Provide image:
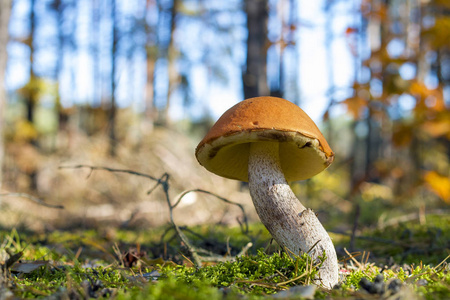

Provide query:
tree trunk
left=52, top=0, right=66, bottom=151
left=145, top=51, right=156, bottom=126
left=27, top=0, right=37, bottom=127
left=108, top=0, right=118, bottom=156
left=151, top=0, right=178, bottom=127
left=243, top=0, right=269, bottom=99
left=161, top=0, right=178, bottom=126
left=0, top=0, right=12, bottom=189
left=92, top=0, right=101, bottom=107
left=324, top=0, right=335, bottom=146
left=144, top=0, right=157, bottom=128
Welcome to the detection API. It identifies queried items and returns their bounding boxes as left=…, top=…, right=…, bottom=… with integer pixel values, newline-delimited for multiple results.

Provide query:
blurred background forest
left=0, top=0, right=448, bottom=235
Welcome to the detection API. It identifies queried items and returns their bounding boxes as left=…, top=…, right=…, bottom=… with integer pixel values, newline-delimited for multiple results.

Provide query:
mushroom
left=195, top=96, right=338, bottom=288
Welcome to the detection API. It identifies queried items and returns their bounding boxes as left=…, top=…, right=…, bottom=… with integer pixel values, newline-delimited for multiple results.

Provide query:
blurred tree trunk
left=324, top=0, right=335, bottom=146
left=27, top=0, right=38, bottom=190
left=366, top=0, right=389, bottom=182
left=243, top=0, right=269, bottom=99
left=51, top=0, right=66, bottom=150
left=53, top=0, right=63, bottom=122
left=435, top=48, right=450, bottom=161
left=161, top=0, right=178, bottom=126
left=53, top=0, right=77, bottom=150
left=108, top=0, right=118, bottom=156
left=286, top=0, right=300, bottom=104
left=92, top=0, right=101, bottom=107
left=145, top=49, right=156, bottom=127
left=152, top=1, right=163, bottom=125
left=26, top=0, right=37, bottom=129
left=152, top=0, right=178, bottom=126
left=0, top=0, right=12, bottom=189
left=143, top=0, right=157, bottom=130
left=348, top=0, right=364, bottom=251
left=268, top=0, right=298, bottom=100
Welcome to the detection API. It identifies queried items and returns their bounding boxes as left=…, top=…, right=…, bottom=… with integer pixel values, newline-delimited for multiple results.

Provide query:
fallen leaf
left=11, top=260, right=48, bottom=273
left=122, top=247, right=147, bottom=267
left=5, top=251, right=23, bottom=269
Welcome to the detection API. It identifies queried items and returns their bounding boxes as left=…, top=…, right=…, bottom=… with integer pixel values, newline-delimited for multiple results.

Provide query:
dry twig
left=173, top=189, right=249, bottom=234
left=60, top=164, right=251, bottom=267
left=0, top=193, right=64, bottom=209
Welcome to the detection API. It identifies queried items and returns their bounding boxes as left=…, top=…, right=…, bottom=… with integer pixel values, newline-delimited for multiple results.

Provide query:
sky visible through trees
left=4, top=0, right=371, bottom=122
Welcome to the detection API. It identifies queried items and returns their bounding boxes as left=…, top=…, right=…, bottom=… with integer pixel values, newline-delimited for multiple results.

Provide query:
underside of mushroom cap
left=195, top=97, right=335, bottom=182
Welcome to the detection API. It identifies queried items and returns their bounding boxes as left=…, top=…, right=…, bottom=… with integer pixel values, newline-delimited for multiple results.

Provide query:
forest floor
left=1, top=127, right=449, bottom=299
left=0, top=213, right=449, bottom=299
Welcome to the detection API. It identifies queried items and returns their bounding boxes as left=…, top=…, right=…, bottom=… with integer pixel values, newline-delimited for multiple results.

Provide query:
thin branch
left=0, top=193, right=64, bottom=209
left=161, top=177, right=202, bottom=267
left=237, top=242, right=253, bottom=257
left=343, top=248, right=362, bottom=269
left=59, top=165, right=163, bottom=183
left=330, top=230, right=401, bottom=246
left=147, top=173, right=170, bottom=196
left=172, top=189, right=249, bottom=234
left=378, top=209, right=450, bottom=229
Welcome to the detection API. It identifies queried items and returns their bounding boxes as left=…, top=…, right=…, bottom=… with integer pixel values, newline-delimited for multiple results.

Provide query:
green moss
left=116, top=250, right=323, bottom=299
left=1, top=219, right=449, bottom=299
left=351, top=214, right=450, bottom=265
left=158, top=249, right=319, bottom=294
left=413, top=265, right=450, bottom=300
left=117, top=276, right=225, bottom=300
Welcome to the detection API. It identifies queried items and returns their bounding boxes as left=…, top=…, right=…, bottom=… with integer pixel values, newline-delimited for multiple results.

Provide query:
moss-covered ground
left=0, top=214, right=449, bottom=299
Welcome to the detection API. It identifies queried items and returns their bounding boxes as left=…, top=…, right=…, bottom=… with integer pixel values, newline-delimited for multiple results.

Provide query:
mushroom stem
left=248, top=141, right=338, bottom=288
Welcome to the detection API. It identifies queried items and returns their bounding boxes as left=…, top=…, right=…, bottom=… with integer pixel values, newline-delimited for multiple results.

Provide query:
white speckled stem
left=248, top=142, right=338, bottom=289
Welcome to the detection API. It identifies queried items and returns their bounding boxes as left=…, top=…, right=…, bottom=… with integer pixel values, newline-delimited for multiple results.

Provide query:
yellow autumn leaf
left=424, top=171, right=450, bottom=203
left=11, top=261, right=48, bottom=273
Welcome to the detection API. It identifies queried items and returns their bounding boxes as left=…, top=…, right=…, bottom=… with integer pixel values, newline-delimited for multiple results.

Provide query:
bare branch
left=59, top=165, right=163, bottom=183
left=172, top=189, right=249, bottom=234
left=0, top=193, right=64, bottom=209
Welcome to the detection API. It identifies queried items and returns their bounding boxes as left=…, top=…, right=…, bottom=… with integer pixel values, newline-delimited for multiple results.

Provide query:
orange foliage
left=410, top=81, right=445, bottom=112
left=361, top=0, right=388, bottom=20
left=392, top=123, right=413, bottom=147
left=422, top=17, right=450, bottom=49
left=423, top=171, right=450, bottom=204
left=421, top=119, right=450, bottom=139
left=345, top=27, right=358, bottom=35
left=342, top=96, right=367, bottom=120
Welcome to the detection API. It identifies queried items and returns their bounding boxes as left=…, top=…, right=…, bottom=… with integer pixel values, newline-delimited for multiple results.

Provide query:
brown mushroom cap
left=195, top=96, right=334, bottom=182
